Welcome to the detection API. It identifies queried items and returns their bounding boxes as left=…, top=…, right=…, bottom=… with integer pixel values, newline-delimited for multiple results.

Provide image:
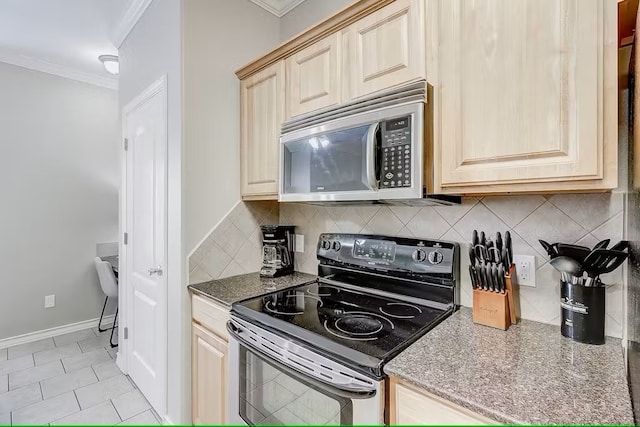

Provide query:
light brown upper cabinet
left=286, top=33, right=342, bottom=118
left=240, top=61, right=285, bottom=199
left=434, top=0, right=618, bottom=194
left=345, top=0, right=426, bottom=100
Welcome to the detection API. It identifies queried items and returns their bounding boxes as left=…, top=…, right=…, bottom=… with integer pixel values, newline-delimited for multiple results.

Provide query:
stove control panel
left=317, top=233, right=458, bottom=276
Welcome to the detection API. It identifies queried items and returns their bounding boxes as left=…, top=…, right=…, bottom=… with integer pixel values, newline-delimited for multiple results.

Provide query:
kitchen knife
left=480, top=231, right=486, bottom=247
left=469, top=245, right=476, bottom=266
left=472, top=229, right=479, bottom=246
left=496, top=232, right=503, bottom=252
left=504, top=231, right=513, bottom=266
left=469, top=265, right=477, bottom=289
left=490, top=263, right=498, bottom=292
left=486, top=264, right=495, bottom=291
left=593, top=239, right=610, bottom=250
left=475, top=260, right=485, bottom=289
left=610, top=240, right=629, bottom=252
left=498, top=264, right=506, bottom=293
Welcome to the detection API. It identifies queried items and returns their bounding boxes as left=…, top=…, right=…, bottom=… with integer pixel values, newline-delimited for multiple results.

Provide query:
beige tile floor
left=0, top=327, right=161, bottom=425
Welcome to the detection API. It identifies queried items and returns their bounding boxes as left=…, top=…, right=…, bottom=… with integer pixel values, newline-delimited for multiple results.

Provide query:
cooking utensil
left=468, top=245, right=476, bottom=265
left=550, top=256, right=583, bottom=283
left=582, top=249, right=628, bottom=286
left=496, top=232, right=503, bottom=253
left=480, top=231, right=486, bottom=246
left=472, top=229, right=479, bottom=246
left=539, top=239, right=554, bottom=257
left=593, top=239, right=610, bottom=250
left=556, top=243, right=591, bottom=264
left=610, top=240, right=629, bottom=252
left=474, top=244, right=488, bottom=263
left=484, top=265, right=492, bottom=291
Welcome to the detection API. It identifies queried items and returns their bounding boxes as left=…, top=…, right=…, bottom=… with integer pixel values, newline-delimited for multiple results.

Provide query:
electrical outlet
left=513, top=255, right=536, bottom=287
left=45, top=295, right=55, bottom=308
left=295, top=234, right=305, bottom=253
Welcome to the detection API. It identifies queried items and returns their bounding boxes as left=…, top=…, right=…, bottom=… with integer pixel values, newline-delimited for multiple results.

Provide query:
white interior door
left=122, top=77, right=167, bottom=417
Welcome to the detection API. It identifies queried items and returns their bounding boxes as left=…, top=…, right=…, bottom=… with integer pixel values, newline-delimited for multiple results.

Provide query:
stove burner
left=335, top=315, right=383, bottom=336
left=264, top=294, right=323, bottom=316
left=307, top=285, right=341, bottom=297
left=379, top=302, right=423, bottom=319
left=323, top=311, right=394, bottom=341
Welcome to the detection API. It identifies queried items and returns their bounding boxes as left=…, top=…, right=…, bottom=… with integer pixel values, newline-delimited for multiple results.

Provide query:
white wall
left=118, top=0, right=185, bottom=423
left=279, top=0, right=353, bottom=41
left=184, top=0, right=280, bottom=253
left=0, top=62, right=119, bottom=339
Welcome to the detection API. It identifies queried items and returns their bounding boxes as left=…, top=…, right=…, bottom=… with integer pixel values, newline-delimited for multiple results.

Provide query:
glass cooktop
left=232, top=281, right=451, bottom=364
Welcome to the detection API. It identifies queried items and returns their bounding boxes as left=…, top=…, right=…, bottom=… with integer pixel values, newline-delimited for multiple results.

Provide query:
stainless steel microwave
left=279, top=81, right=459, bottom=205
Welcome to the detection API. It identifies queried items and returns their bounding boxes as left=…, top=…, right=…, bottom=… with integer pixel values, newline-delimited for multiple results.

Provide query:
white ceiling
left=0, top=0, right=125, bottom=88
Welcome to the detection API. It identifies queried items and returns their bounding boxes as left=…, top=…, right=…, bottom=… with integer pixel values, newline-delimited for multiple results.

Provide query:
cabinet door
left=436, top=0, right=617, bottom=193
left=240, top=61, right=285, bottom=198
left=391, top=380, right=495, bottom=425
left=287, top=33, right=342, bottom=118
left=192, top=323, right=227, bottom=425
left=346, top=0, right=425, bottom=100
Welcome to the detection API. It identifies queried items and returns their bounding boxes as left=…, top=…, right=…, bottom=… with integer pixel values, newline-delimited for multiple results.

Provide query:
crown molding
left=0, top=50, right=118, bottom=90
left=249, top=0, right=307, bottom=17
left=112, top=0, right=154, bottom=48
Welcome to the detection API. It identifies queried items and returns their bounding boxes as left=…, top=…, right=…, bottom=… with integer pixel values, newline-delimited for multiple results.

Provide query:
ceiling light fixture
left=99, top=55, right=119, bottom=75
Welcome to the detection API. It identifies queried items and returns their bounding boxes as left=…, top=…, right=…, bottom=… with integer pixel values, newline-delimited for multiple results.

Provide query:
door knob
left=148, top=266, right=163, bottom=276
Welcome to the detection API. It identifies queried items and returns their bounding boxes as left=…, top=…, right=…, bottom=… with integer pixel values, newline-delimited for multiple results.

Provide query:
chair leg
left=110, top=308, right=118, bottom=348
left=97, top=297, right=109, bottom=332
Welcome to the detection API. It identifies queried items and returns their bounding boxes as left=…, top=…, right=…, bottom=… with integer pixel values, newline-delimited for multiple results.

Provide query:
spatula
left=582, top=249, right=628, bottom=286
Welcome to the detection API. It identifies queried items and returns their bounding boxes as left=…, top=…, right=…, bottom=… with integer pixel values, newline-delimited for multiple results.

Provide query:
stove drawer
left=192, top=294, right=229, bottom=340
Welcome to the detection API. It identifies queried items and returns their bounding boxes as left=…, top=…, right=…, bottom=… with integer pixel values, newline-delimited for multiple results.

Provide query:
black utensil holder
left=560, top=281, right=605, bottom=345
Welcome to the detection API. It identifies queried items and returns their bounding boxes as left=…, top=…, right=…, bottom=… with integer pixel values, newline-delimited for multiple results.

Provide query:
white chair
left=94, top=257, right=118, bottom=348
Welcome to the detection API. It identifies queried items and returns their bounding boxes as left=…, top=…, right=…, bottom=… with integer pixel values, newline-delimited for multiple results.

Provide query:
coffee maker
left=260, top=225, right=295, bottom=277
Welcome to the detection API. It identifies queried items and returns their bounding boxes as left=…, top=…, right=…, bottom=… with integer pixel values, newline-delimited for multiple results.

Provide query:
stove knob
left=428, top=250, right=444, bottom=265
left=321, top=239, right=331, bottom=250
left=412, top=249, right=427, bottom=262
left=332, top=241, right=341, bottom=251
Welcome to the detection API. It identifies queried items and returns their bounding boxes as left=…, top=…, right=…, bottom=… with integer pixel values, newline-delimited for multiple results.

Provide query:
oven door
left=227, top=320, right=384, bottom=425
left=279, top=102, right=424, bottom=203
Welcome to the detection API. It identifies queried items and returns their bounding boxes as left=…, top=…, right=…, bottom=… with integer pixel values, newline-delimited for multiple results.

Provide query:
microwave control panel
left=380, top=116, right=412, bottom=188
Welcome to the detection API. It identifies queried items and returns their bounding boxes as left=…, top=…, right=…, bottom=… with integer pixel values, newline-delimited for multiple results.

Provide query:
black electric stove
left=231, top=233, right=459, bottom=379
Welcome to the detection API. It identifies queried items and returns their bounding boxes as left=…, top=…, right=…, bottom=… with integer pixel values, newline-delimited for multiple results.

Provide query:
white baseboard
left=0, top=314, right=116, bottom=349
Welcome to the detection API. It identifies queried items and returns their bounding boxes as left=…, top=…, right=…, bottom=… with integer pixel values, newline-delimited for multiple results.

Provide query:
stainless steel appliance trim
left=279, top=102, right=423, bottom=202
left=227, top=317, right=378, bottom=393
left=282, top=80, right=426, bottom=133
left=365, top=123, right=379, bottom=191
left=317, top=277, right=453, bottom=312
left=227, top=330, right=385, bottom=425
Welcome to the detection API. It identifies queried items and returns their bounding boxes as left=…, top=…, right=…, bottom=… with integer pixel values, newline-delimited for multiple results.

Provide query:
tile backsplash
left=189, top=201, right=279, bottom=284
left=188, top=194, right=624, bottom=338
left=280, top=194, right=625, bottom=338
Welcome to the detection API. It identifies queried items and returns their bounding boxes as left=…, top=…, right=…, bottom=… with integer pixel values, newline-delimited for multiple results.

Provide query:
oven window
left=282, top=124, right=373, bottom=194
left=239, top=346, right=353, bottom=425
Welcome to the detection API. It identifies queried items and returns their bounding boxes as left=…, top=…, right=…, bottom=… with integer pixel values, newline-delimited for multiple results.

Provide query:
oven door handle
left=227, top=321, right=377, bottom=400
left=364, top=122, right=379, bottom=191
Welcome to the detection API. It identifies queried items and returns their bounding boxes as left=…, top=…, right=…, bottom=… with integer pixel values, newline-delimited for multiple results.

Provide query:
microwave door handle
left=365, top=123, right=379, bottom=190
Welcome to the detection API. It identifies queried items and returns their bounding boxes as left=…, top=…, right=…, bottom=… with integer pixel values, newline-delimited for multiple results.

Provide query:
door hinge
left=124, top=138, right=129, bottom=151
left=124, top=232, right=128, bottom=245
left=124, top=327, right=128, bottom=340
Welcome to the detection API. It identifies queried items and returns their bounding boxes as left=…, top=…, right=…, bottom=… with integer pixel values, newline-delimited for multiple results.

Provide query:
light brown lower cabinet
left=191, top=294, right=229, bottom=425
left=389, top=377, right=497, bottom=425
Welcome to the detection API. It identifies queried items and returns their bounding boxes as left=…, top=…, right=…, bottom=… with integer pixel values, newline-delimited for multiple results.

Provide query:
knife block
left=472, top=265, right=517, bottom=330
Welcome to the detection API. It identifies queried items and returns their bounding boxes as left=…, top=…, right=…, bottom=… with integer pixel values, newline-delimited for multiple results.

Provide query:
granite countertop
left=188, top=271, right=317, bottom=307
left=385, top=308, right=634, bottom=425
